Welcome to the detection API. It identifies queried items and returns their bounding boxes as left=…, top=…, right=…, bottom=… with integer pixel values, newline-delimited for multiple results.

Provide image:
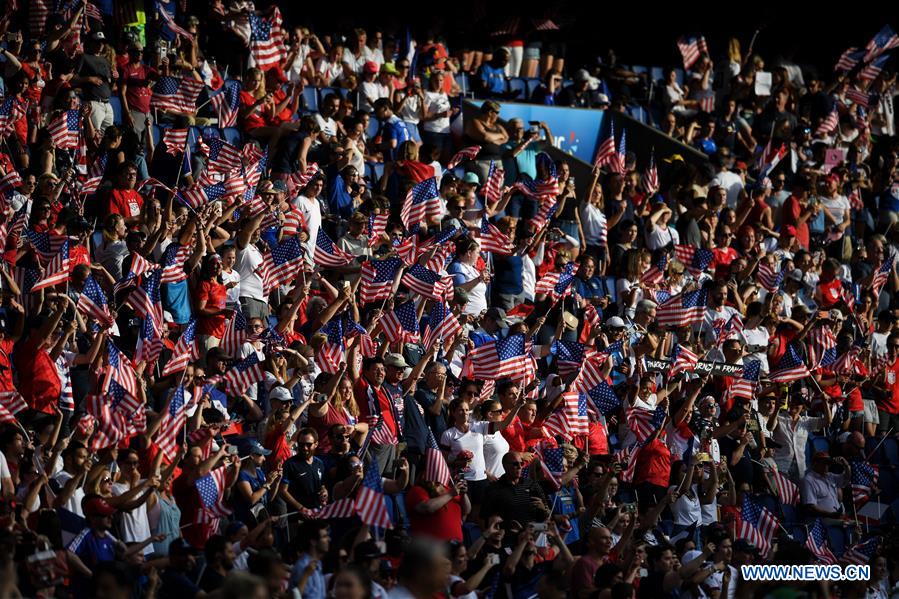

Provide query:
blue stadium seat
left=365, top=161, right=384, bottom=184
left=525, top=78, right=542, bottom=97
left=626, top=106, right=648, bottom=123
left=301, top=87, right=318, bottom=113
left=631, top=65, right=648, bottom=75
left=651, top=66, right=664, bottom=82
left=318, top=87, right=346, bottom=103
left=365, top=117, right=380, bottom=139
left=507, top=77, right=527, bottom=99
left=109, top=97, right=123, bottom=126
left=674, top=69, right=685, bottom=85
left=454, top=73, right=470, bottom=93
left=826, top=526, right=846, bottom=556
left=221, top=127, right=242, bottom=146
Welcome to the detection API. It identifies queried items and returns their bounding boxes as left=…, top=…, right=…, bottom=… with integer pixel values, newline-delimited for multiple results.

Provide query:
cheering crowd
left=0, top=1, right=897, bottom=598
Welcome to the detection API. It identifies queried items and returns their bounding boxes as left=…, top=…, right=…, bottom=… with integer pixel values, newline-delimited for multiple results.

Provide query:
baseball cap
left=595, top=93, right=610, bottom=106
left=269, top=386, right=293, bottom=403
left=271, top=180, right=289, bottom=193
left=606, top=316, right=627, bottom=329
left=384, top=353, right=409, bottom=369
left=462, top=172, right=480, bottom=185
left=786, top=268, right=804, bottom=282
left=83, top=495, right=116, bottom=517
left=206, top=347, right=232, bottom=363
left=782, top=225, right=798, bottom=237
left=169, top=538, right=200, bottom=556
left=354, top=540, right=385, bottom=560
left=90, top=31, right=106, bottom=42
left=484, top=307, right=509, bottom=326
left=243, top=439, right=272, bottom=456
left=363, top=61, right=379, bottom=74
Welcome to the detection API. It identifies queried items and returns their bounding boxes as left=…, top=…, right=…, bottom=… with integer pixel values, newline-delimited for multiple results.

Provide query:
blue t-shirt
left=492, top=255, right=524, bottom=295
left=379, top=116, right=412, bottom=160
left=479, top=64, right=507, bottom=95
left=163, top=279, right=192, bottom=324
left=70, top=529, right=117, bottom=569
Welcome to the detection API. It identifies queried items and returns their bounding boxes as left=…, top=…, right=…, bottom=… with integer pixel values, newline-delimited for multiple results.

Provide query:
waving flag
left=842, top=537, right=879, bottom=566
left=815, top=110, right=839, bottom=136
left=446, top=145, right=481, bottom=170
left=402, top=264, right=453, bottom=301
left=156, top=386, right=188, bottom=461
left=205, top=137, right=243, bottom=173
left=861, top=54, right=890, bottom=81
left=851, top=459, right=880, bottom=507
left=0, top=97, right=26, bottom=139
left=579, top=375, right=620, bottom=416
left=845, top=87, right=871, bottom=108
left=864, top=25, right=899, bottom=61
left=314, top=229, right=354, bottom=267
left=24, top=230, right=68, bottom=265
left=594, top=120, right=617, bottom=169
left=674, top=245, right=715, bottom=276
left=220, top=310, right=248, bottom=355
left=157, top=6, right=194, bottom=40
left=871, top=255, right=894, bottom=297
left=249, top=8, right=286, bottom=71
left=401, top=177, right=441, bottom=230
left=31, top=240, right=71, bottom=292
left=479, top=216, right=513, bottom=255
left=835, top=47, right=865, bottom=71
left=316, top=319, right=346, bottom=374
left=261, top=237, right=305, bottom=295
left=806, top=519, right=838, bottom=565
left=103, top=341, right=141, bottom=413
left=738, top=495, right=779, bottom=556
left=538, top=446, right=565, bottom=491
left=177, top=179, right=229, bottom=210
left=367, top=213, right=389, bottom=247
left=48, top=110, right=81, bottom=149
left=640, top=254, right=667, bottom=287
left=757, top=260, right=785, bottom=293
left=758, top=142, right=787, bottom=179
left=360, top=257, right=402, bottom=304
left=670, top=344, right=699, bottom=376
left=135, top=314, right=164, bottom=366
left=115, top=252, right=157, bottom=294
left=534, top=263, right=576, bottom=301
left=423, top=302, right=462, bottom=347
left=551, top=340, right=596, bottom=378
left=151, top=76, right=204, bottom=114
left=808, top=324, right=837, bottom=369
left=286, top=162, right=321, bottom=195
left=468, top=334, right=533, bottom=380
left=677, top=35, right=706, bottom=70
left=612, top=128, right=627, bottom=174
left=727, top=359, right=761, bottom=402
left=162, top=128, right=188, bottom=155
left=0, top=171, right=22, bottom=200
left=355, top=458, right=393, bottom=528
left=512, top=175, right=560, bottom=201
left=424, top=431, right=452, bottom=487
left=657, top=288, right=708, bottom=329
left=483, top=161, right=505, bottom=204
left=211, top=79, right=241, bottom=127
left=560, top=391, right=590, bottom=435
left=627, top=406, right=666, bottom=444
left=162, top=318, right=199, bottom=376
left=223, top=353, right=264, bottom=396
left=0, top=391, right=27, bottom=425
left=769, top=344, right=810, bottom=383
left=380, top=301, right=421, bottom=344
left=640, top=150, right=659, bottom=195
left=126, top=267, right=164, bottom=334
left=196, top=466, right=232, bottom=523
left=76, top=275, right=113, bottom=327
left=764, top=464, right=799, bottom=506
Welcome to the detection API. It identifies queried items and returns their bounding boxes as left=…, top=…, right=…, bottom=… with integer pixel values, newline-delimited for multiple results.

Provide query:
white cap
left=606, top=316, right=627, bottom=329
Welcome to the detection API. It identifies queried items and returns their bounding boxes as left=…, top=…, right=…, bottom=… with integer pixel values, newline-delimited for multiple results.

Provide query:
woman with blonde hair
left=95, top=213, right=128, bottom=280
left=617, top=248, right=651, bottom=318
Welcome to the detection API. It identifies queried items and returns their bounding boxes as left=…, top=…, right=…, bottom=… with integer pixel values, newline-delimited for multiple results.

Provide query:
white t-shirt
left=315, top=58, right=343, bottom=86
left=294, top=194, right=322, bottom=258
left=672, top=485, right=702, bottom=527
left=285, top=44, right=311, bottom=83
left=580, top=203, right=607, bottom=247
left=423, top=91, right=451, bottom=133
left=441, top=421, right=490, bottom=482
left=112, top=481, right=153, bottom=555
left=449, top=261, right=487, bottom=316
left=236, top=244, right=265, bottom=301
left=522, top=254, right=536, bottom=301
left=397, top=94, right=421, bottom=125
left=341, top=46, right=375, bottom=74
left=483, top=430, right=509, bottom=478
left=821, top=195, right=850, bottom=226
left=222, top=268, right=241, bottom=306
left=313, top=114, right=337, bottom=141
left=360, top=81, right=389, bottom=113
left=710, top=170, right=744, bottom=209
left=646, top=223, right=680, bottom=251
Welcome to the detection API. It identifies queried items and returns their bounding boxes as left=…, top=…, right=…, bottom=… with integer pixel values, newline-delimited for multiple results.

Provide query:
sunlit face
left=453, top=402, right=472, bottom=427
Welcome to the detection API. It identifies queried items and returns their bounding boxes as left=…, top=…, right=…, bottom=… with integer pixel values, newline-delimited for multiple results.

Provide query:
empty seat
left=454, top=73, right=470, bottom=93
left=507, top=78, right=527, bottom=99
left=651, top=66, right=664, bottom=81
left=301, top=87, right=318, bottom=112
left=366, top=161, right=385, bottom=184
left=674, top=69, right=685, bottom=85
left=525, top=78, right=542, bottom=97
left=318, top=87, right=346, bottom=103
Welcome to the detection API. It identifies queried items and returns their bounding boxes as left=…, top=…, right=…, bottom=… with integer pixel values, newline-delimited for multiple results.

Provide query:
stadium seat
left=454, top=73, right=470, bottom=94
left=365, top=161, right=384, bottom=184
left=301, top=87, right=318, bottom=113
left=525, top=78, right=542, bottom=97
left=109, top=97, right=123, bottom=126
left=221, top=127, right=242, bottom=146
left=651, top=66, right=664, bottom=82
left=674, top=69, right=685, bottom=85
left=365, top=117, right=380, bottom=139
left=318, top=87, right=346, bottom=103
left=631, top=65, right=648, bottom=75
left=507, top=77, right=528, bottom=99
left=826, top=525, right=846, bottom=556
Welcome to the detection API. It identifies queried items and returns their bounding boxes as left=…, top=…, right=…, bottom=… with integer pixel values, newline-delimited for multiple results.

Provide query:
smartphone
left=485, top=553, right=500, bottom=567
left=532, top=523, right=547, bottom=532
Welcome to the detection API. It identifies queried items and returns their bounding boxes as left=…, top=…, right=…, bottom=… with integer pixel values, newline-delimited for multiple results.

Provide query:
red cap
left=812, top=451, right=830, bottom=461
left=363, top=61, right=379, bottom=74
left=83, top=496, right=116, bottom=517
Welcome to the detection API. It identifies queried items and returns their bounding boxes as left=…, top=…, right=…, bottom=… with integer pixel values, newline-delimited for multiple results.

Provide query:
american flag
left=845, top=87, right=871, bottom=109
left=871, top=255, right=894, bottom=297
left=31, top=240, right=70, bottom=292
left=151, top=76, right=204, bottom=114
left=287, top=162, right=321, bottom=195
left=177, top=179, right=229, bottom=211
left=162, top=318, right=199, bottom=376
left=538, top=446, right=565, bottom=491
left=806, top=519, right=838, bottom=565
left=479, top=216, right=513, bottom=255
left=80, top=175, right=102, bottom=196
left=765, top=465, right=799, bottom=506
left=674, top=245, right=715, bottom=276
left=738, top=495, right=779, bottom=556
left=860, top=54, right=889, bottom=81
left=727, top=359, right=761, bottom=403
left=305, top=498, right=356, bottom=520
left=355, top=458, right=393, bottom=528
left=670, top=344, right=699, bottom=376
left=611, top=128, right=627, bottom=174
left=424, top=431, right=452, bottom=487
left=534, top=262, right=576, bottom=301
left=402, top=264, right=453, bottom=301
left=85, top=393, right=128, bottom=451
left=841, top=537, right=879, bottom=567
left=815, top=110, right=840, bottom=136
left=394, top=236, right=419, bottom=266
left=343, top=315, right=378, bottom=358
left=135, top=314, right=164, bottom=366
left=223, top=353, right=264, bottom=396
left=160, top=243, right=192, bottom=284
left=512, top=175, right=561, bottom=201
left=314, top=229, right=354, bottom=267
left=714, top=313, right=744, bottom=346
left=677, top=35, right=706, bottom=70
left=367, top=213, right=390, bottom=247
left=24, top=230, right=68, bottom=265
left=552, top=340, right=596, bottom=378
left=220, top=310, right=248, bottom=355
left=579, top=375, right=620, bottom=416
left=850, top=459, right=879, bottom=507
left=249, top=8, right=286, bottom=71
left=196, top=466, right=232, bottom=523
left=48, top=110, right=81, bottom=149
left=830, top=345, right=863, bottom=376
left=211, top=79, right=241, bottom=128
left=0, top=97, right=26, bottom=139
left=113, top=253, right=156, bottom=295
left=446, top=145, right=481, bottom=170
left=468, top=334, right=533, bottom=380
left=162, top=128, right=188, bottom=155
left=76, top=275, right=113, bottom=327
left=769, top=344, right=810, bottom=383
left=757, top=142, right=787, bottom=179
left=401, top=177, right=441, bottom=231
left=0, top=391, right=27, bottom=424
left=360, top=257, right=402, bottom=304
left=656, top=288, right=708, bottom=329
left=103, top=341, right=141, bottom=410
left=698, top=93, right=716, bottom=114
left=808, top=324, right=837, bottom=369
left=13, top=266, right=41, bottom=312
left=561, top=391, right=590, bottom=435
left=380, top=301, right=420, bottom=344
left=423, top=302, right=462, bottom=347
left=205, top=137, right=243, bottom=173
left=316, top=320, right=345, bottom=374
left=127, top=268, right=164, bottom=336
left=155, top=386, right=188, bottom=461
left=261, top=237, right=304, bottom=295
left=864, top=25, right=899, bottom=61
left=594, top=120, right=617, bottom=170
left=483, top=161, right=504, bottom=204
left=640, top=151, right=659, bottom=195
left=157, top=6, right=194, bottom=40
left=0, top=171, right=22, bottom=199
left=627, top=406, right=666, bottom=444
left=835, top=47, right=865, bottom=71
left=30, top=0, right=50, bottom=37
left=639, top=254, right=667, bottom=287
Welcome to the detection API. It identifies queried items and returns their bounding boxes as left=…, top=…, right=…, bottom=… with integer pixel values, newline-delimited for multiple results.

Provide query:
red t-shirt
left=69, top=244, right=89, bottom=273
left=263, top=423, right=293, bottom=469
left=405, top=485, right=463, bottom=542
left=120, top=62, right=156, bottom=114
left=0, top=338, right=15, bottom=393
left=573, top=421, right=609, bottom=456
left=196, top=280, right=227, bottom=337
left=307, top=406, right=352, bottom=455
left=781, top=195, right=810, bottom=249
left=882, top=359, right=899, bottom=414
left=354, top=377, right=398, bottom=439
left=634, top=438, right=671, bottom=487
left=13, top=336, right=61, bottom=414
left=108, top=189, right=143, bottom=218
left=501, top=416, right=528, bottom=452
left=240, top=92, right=269, bottom=132
left=173, top=473, right=217, bottom=548
left=817, top=279, right=842, bottom=309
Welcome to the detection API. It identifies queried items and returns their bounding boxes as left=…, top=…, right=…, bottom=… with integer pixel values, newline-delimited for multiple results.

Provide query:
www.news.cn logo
left=741, top=565, right=870, bottom=582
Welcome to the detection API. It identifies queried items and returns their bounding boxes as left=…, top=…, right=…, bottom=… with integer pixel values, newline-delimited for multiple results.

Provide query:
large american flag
left=561, top=391, right=590, bottom=435
left=834, top=47, right=865, bottom=71
left=423, top=302, right=462, bottom=347
left=401, top=177, right=441, bottom=231
left=160, top=243, right=193, bottom=284
left=401, top=264, right=453, bottom=301
left=211, top=79, right=242, bottom=128
left=479, top=215, right=513, bottom=255
left=196, top=466, right=232, bottom=523
left=355, top=458, right=393, bottom=528
left=162, top=318, right=199, bottom=376
left=24, top=230, right=68, bottom=265
left=162, top=128, right=188, bottom=155
left=726, top=359, right=761, bottom=402
left=627, top=406, right=666, bottom=444
left=534, top=262, right=576, bottom=301
left=380, top=301, right=421, bottom=344
left=360, top=257, right=402, bottom=304
left=206, top=137, right=243, bottom=173
left=151, top=76, right=204, bottom=114
left=223, top=353, right=264, bottom=396
left=249, top=8, right=286, bottom=71
left=76, top=274, right=113, bottom=328
left=31, top=240, right=71, bottom=292
left=314, top=229, right=354, bottom=267
left=576, top=371, right=621, bottom=416
left=738, top=495, right=779, bottom=556
left=48, top=110, right=81, bottom=149
left=859, top=54, right=889, bottom=82
left=863, top=25, right=899, bottom=61
left=468, top=334, right=533, bottom=381
left=155, top=386, right=188, bottom=461
left=657, top=288, right=708, bottom=329
left=674, top=245, right=715, bottom=276
left=0, top=391, right=28, bottom=425
left=261, top=237, right=305, bottom=295
left=805, top=519, right=838, bottom=565
left=677, top=35, right=707, bottom=70
left=850, top=459, right=879, bottom=507
left=769, top=344, right=810, bottom=383
left=670, top=344, right=699, bottom=377
left=446, top=145, right=481, bottom=170
left=594, top=120, right=617, bottom=170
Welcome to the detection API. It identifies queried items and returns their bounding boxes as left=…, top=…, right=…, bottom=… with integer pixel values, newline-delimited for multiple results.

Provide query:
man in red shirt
left=405, top=466, right=468, bottom=542
left=354, top=357, right=399, bottom=475
left=781, top=176, right=816, bottom=250
left=877, top=332, right=899, bottom=434
left=107, top=164, right=143, bottom=226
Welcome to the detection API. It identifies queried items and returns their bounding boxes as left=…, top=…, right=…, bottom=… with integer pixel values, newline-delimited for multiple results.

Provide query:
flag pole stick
left=865, top=427, right=893, bottom=461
